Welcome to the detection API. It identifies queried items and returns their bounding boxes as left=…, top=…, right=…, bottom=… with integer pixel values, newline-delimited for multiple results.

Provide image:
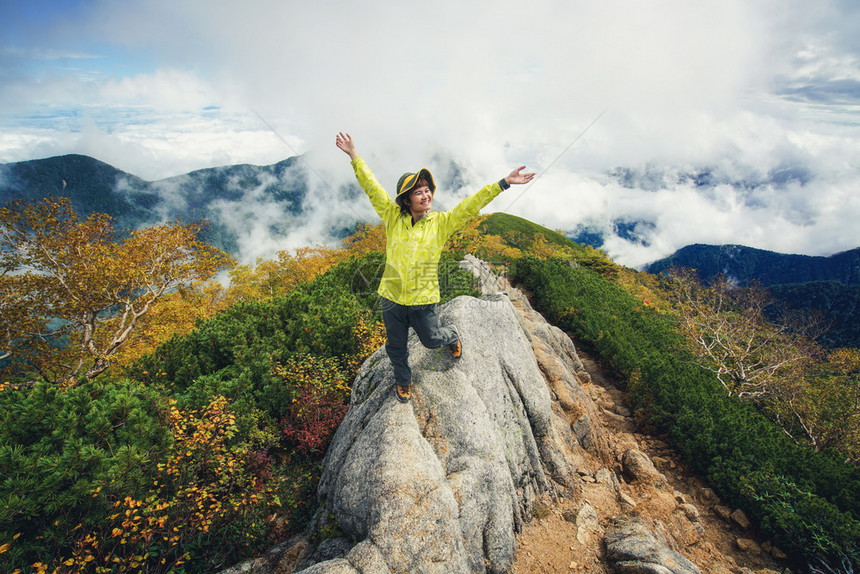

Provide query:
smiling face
left=407, top=182, right=433, bottom=215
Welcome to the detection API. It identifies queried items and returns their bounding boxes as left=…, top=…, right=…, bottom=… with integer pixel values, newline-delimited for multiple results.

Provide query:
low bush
left=0, top=379, right=171, bottom=570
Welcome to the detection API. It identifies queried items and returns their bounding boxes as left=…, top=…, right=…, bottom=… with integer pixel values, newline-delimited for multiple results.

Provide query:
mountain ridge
left=0, top=153, right=309, bottom=255
left=0, top=153, right=160, bottom=230
left=644, top=243, right=860, bottom=286
left=4, top=153, right=857, bottom=273
left=644, top=243, right=860, bottom=348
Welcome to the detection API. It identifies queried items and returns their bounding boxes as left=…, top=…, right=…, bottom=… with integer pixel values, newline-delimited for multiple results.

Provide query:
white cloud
left=1, top=0, right=859, bottom=266
left=98, top=69, right=222, bottom=112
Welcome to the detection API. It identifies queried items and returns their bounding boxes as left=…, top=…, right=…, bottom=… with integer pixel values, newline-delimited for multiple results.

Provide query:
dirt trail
left=512, top=351, right=790, bottom=574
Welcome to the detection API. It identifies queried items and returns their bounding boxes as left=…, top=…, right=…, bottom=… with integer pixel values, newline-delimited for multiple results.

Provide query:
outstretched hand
left=336, top=132, right=358, bottom=159
left=505, top=166, right=536, bottom=186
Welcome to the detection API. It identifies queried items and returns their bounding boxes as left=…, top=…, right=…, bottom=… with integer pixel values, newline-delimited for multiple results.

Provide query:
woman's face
left=407, top=185, right=433, bottom=213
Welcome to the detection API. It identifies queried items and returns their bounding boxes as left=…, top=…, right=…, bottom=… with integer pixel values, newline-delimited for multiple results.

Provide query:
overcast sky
left=1, top=0, right=859, bottom=267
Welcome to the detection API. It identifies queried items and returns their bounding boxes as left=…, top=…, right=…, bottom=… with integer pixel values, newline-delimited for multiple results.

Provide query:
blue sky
left=1, top=0, right=859, bottom=266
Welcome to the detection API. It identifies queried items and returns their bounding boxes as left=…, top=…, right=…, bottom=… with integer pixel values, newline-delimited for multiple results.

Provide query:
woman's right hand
left=336, top=132, right=358, bottom=159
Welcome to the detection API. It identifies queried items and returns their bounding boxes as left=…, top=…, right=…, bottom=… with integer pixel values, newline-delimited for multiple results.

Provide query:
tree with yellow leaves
left=104, top=280, right=232, bottom=369
left=658, top=269, right=860, bottom=457
left=227, top=245, right=343, bottom=303
left=662, top=269, right=820, bottom=401
left=0, top=198, right=233, bottom=386
left=342, top=222, right=387, bottom=256
left=784, top=348, right=860, bottom=461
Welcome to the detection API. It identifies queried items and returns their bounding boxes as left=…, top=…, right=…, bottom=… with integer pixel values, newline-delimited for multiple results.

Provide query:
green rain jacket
left=351, top=156, right=505, bottom=306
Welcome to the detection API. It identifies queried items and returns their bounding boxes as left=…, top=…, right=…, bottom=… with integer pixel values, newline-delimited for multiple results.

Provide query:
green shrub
left=479, top=212, right=574, bottom=250
left=740, top=470, right=859, bottom=563
left=0, top=379, right=172, bottom=570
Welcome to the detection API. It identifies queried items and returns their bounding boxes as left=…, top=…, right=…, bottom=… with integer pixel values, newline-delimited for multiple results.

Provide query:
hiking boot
left=394, top=384, right=410, bottom=403
left=449, top=339, right=462, bottom=359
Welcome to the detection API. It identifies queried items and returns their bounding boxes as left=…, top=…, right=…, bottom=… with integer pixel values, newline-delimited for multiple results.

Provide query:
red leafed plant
left=278, top=354, right=350, bottom=454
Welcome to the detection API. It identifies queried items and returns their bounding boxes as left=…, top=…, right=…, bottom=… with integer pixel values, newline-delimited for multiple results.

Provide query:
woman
left=336, top=132, right=534, bottom=403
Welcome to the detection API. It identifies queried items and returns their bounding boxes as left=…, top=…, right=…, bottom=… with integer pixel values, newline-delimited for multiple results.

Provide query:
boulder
left=604, top=517, right=701, bottom=574
left=713, top=505, right=733, bottom=521
left=299, top=294, right=597, bottom=573
left=618, top=491, right=638, bottom=510
left=575, top=503, right=600, bottom=544
left=736, top=538, right=762, bottom=554
left=696, top=486, right=719, bottom=506
left=731, top=509, right=751, bottom=529
left=678, top=503, right=700, bottom=522
left=621, top=449, right=667, bottom=487
left=219, top=534, right=308, bottom=574
left=668, top=509, right=704, bottom=547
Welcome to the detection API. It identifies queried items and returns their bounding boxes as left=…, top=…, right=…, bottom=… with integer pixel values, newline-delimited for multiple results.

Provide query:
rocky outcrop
left=288, top=256, right=605, bottom=573
left=621, top=449, right=668, bottom=487
left=300, top=293, right=591, bottom=573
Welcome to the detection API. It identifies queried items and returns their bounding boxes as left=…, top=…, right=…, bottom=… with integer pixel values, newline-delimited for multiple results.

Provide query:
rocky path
left=511, top=351, right=791, bottom=574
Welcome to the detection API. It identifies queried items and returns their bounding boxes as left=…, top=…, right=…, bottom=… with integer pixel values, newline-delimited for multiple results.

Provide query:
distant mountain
left=146, top=158, right=309, bottom=253
left=644, top=243, right=860, bottom=286
left=567, top=218, right=656, bottom=249
left=645, top=244, right=860, bottom=348
left=0, top=154, right=161, bottom=230
left=0, top=154, right=309, bottom=254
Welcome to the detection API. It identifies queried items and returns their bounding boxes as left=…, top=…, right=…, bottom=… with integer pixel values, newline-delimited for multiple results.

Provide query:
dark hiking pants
left=381, top=297, right=459, bottom=386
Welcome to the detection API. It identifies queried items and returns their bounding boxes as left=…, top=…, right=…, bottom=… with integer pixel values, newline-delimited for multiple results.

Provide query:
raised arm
left=336, top=132, right=399, bottom=221
left=335, top=132, right=359, bottom=160
left=440, top=165, right=537, bottom=237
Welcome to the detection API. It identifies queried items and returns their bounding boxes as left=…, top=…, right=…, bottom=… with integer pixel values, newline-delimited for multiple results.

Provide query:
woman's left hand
left=505, top=166, right=536, bottom=186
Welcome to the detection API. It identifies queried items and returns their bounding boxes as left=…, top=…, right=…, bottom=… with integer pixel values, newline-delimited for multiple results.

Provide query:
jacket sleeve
left=439, top=182, right=505, bottom=238
left=351, top=157, right=398, bottom=221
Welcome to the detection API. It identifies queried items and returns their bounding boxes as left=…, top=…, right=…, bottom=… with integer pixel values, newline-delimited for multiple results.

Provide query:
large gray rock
left=298, top=294, right=582, bottom=573
left=604, top=517, right=701, bottom=574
